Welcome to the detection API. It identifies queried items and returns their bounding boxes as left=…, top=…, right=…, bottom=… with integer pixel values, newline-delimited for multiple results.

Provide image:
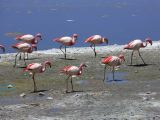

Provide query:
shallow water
left=1, top=0, right=160, bottom=53
left=104, top=72, right=128, bottom=84
left=0, top=92, right=50, bottom=105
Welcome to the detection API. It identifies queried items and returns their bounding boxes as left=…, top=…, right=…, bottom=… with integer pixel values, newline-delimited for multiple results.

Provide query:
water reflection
left=104, top=72, right=128, bottom=84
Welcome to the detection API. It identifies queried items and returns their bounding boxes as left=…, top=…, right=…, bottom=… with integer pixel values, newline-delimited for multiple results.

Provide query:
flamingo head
left=145, top=37, right=152, bottom=45
left=72, top=34, right=78, bottom=38
left=80, top=63, right=87, bottom=68
left=119, top=54, right=125, bottom=62
left=0, top=45, right=5, bottom=53
left=36, top=33, right=42, bottom=40
left=44, top=61, right=52, bottom=68
left=31, top=44, right=37, bottom=51
left=103, top=38, right=108, bottom=44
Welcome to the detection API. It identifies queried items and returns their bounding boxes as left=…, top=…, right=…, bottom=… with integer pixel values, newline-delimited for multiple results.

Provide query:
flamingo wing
left=60, top=66, right=72, bottom=73
left=16, top=34, right=34, bottom=41
left=85, top=36, right=95, bottom=43
left=101, top=56, right=113, bottom=64
left=24, top=63, right=42, bottom=72
left=12, top=43, right=31, bottom=49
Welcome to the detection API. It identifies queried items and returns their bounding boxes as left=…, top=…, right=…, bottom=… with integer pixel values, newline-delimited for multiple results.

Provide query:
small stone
left=134, top=70, right=138, bottom=73
left=46, top=97, right=53, bottom=100
left=146, top=91, right=151, bottom=94
left=30, top=103, right=40, bottom=106
left=39, top=92, right=45, bottom=96
left=142, top=96, right=150, bottom=101
left=7, top=84, right=13, bottom=88
left=151, top=97, right=155, bottom=100
left=20, top=93, right=26, bottom=98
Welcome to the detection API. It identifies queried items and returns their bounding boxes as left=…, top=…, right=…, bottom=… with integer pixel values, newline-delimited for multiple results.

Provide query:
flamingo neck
left=78, top=64, right=84, bottom=74
left=41, top=63, right=46, bottom=72
left=71, top=36, right=77, bottom=44
left=141, top=41, right=148, bottom=48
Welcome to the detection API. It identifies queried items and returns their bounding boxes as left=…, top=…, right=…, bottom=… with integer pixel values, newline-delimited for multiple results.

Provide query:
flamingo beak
left=84, top=64, right=87, bottom=67
left=150, top=41, right=152, bottom=45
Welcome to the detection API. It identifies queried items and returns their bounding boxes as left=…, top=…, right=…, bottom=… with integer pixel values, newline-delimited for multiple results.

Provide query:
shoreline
left=1, top=41, right=159, bottom=57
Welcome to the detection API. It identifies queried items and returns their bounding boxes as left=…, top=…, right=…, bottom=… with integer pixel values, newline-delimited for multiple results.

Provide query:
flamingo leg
left=103, top=65, right=107, bottom=82
left=93, top=44, right=97, bottom=57
left=70, top=76, right=74, bottom=92
left=26, top=53, right=29, bottom=60
left=59, top=45, right=65, bottom=59
left=65, top=76, right=70, bottom=93
left=32, top=73, right=37, bottom=92
left=138, top=50, right=146, bottom=65
left=13, top=52, right=20, bottom=67
left=19, top=53, right=22, bottom=60
left=112, top=66, right=115, bottom=81
left=90, top=44, right=96, bottom=57
left=64, top=46, right=67, bottom=59
left=23, top=53, right=27, bottom=66
left=131, top=51, right=134, bottom=65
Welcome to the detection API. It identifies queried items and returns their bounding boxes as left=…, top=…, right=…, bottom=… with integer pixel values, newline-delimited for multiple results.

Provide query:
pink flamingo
left=24, top=61, right=51, bottom=92
left=124, top=38, right=152, bottom=65
left=60, top=63, right=87, bottom=93
left=16, top=33, right=42, bottom=44
left=53, top=34, right=78, bottom=59
left=101, top=54, right=125, bottom=81
left=85, top=35, right=108, bottom=57
left=12, top=42, right=37, bottom=67
left=16, top=33, right=41, bottom=60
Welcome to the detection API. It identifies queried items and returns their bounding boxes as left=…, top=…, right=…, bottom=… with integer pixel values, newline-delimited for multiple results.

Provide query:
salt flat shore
left=0, top=41, right=160, bottom=120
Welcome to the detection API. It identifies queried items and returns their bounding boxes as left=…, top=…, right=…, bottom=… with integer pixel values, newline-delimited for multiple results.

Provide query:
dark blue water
left=1, top=0, right=160, bottom=53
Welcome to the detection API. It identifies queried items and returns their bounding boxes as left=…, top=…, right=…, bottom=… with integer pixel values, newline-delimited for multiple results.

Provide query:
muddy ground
left=0, top=48, right=160, bottom=120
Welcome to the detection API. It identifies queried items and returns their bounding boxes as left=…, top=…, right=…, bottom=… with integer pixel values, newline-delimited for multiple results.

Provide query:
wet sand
left=0, top=43, right=160, bottom=120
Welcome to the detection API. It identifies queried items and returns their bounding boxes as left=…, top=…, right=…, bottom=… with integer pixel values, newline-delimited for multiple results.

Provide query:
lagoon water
left=1, top=0, right=160, bottom=53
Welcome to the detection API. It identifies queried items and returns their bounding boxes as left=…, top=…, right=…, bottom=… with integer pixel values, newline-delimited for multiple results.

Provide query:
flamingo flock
left=0, top=33, right=155, bottom=93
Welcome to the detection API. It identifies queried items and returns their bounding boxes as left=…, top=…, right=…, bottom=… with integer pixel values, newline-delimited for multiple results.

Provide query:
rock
left=146, top=91, right=151, bottom=94
left=20, top=93, right=26, bottom=98
left=39, top=92, right=45, bottom=96
left=46, top=97, right=53, bottom=100
left=7, top=84, right=13, bottom=88
left=142, top=96, right=150, bottom=101
left=30, top=103, right=40, bottom=106
left=134, top=70, right=138, bottom=73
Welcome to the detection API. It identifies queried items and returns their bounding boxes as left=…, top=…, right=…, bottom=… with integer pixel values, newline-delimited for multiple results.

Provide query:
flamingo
left=16, top=33, right=42, bottom=44
left=101, top=54, right=125, bottom=81
left=85, top=35, right=108, bottom=57
left=16, top=33, right=41, bottom=60
left=24, top=61, right=51, bottom=92
left=124, top=38, right=152, bottom=65
left=53, top=34, right=78, bottom=59
left=12, top=42, right=37, bottom=67
left=60, top=63, right=87, bottom=93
